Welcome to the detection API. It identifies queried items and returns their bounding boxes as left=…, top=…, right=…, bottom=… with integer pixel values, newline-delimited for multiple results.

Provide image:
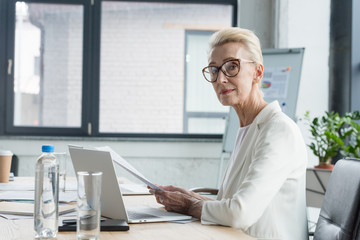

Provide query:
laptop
left=68, top=145, right=192, bottom=223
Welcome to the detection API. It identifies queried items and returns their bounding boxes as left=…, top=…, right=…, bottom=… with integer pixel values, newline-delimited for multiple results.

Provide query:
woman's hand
left=151, top=185, right=214, bottom=201
left=149, top=185, right=204, bottom=219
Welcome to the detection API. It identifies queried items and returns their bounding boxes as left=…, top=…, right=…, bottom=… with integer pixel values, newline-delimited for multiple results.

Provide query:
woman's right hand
left=149, top=186, right=204, bottom=219
left=149, top=185, right=214, bottom=201
left=161, top=185, right=196, bottom=196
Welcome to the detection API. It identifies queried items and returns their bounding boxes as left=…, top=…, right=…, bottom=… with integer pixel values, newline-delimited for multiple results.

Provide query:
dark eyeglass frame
left=202, top=58, right=254, bottom=83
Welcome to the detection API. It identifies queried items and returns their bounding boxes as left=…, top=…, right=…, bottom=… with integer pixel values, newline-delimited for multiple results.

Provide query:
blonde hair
left=208, top=27, right=263, bottom=65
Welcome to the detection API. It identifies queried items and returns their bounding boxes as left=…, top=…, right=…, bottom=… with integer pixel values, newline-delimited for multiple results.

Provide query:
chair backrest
left=314, top=158, right=360, bottom=240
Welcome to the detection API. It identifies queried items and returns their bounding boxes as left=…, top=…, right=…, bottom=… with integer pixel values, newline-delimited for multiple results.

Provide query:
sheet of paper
left=0, top=202, right=75, bottom=216
left=0, top=191, right=77, bottom=203
left=0, top=180, right=77, bottom=191
left=96, top=146, right=163, bottom=191
left=0, top=191, right=34, bottom=201
left=61, top=181, right=77, bottom=191
left=0, top=182, right=34, bottom=191
left=261, top=67, right=291, bottom=99
left=120, top=184, right=151, bottom=195
left=0, top=213, right=33, bottom=220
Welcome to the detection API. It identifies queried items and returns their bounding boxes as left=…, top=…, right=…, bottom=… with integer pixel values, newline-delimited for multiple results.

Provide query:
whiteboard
left=222, top=48, right=305, bottom=153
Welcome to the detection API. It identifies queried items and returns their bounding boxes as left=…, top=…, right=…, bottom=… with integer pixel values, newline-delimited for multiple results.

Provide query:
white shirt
left=221, top=124, right=251, bottom=191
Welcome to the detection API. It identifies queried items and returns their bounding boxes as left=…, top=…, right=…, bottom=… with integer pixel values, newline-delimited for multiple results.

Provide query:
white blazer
left=201, top=101, right=308, bottom=240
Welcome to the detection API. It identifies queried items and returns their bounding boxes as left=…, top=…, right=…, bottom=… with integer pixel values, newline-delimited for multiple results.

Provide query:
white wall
left=0, top=137, right=228, bottom=189
left=278, top=0, right=330, bottom=167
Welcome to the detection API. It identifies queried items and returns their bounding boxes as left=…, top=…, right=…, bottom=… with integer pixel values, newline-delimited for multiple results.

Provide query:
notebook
left=68, top=146, right=192, bottom=223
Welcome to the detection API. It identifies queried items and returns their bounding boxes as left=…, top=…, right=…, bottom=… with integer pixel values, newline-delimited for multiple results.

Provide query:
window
left=13, top=2, right=83, bottom=128
left=1, top=0, right=237, bottom=137
left=99, top=2, right=233, bottom=134
left=184, top=30, right=229, bottom=134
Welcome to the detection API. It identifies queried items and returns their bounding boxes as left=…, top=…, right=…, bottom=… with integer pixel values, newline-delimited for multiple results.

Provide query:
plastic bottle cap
left=42, top=145, right=54, bottom=153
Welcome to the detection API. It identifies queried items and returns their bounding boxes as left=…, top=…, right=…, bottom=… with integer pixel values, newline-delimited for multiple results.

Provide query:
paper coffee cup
left=0, top=150, right=13, bottom=183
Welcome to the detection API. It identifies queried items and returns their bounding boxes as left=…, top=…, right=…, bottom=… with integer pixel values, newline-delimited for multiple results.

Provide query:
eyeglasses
left=202, top=58, right=254, bottom=83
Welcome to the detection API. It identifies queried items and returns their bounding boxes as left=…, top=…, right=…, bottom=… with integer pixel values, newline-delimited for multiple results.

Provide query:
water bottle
left=34, top=145, right=59, bottom=238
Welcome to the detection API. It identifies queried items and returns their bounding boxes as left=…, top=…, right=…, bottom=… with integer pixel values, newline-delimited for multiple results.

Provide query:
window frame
left=0, top=0, right=238, bottom=139
left=351, top=0, right=360, bottom=112
left=4, top=0, right=92, bottom=136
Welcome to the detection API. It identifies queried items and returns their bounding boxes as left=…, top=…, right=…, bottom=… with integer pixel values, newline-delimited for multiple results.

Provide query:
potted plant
left=304, top=110, right=360, bottom=169
left=303, top=111, right=342, bottom=169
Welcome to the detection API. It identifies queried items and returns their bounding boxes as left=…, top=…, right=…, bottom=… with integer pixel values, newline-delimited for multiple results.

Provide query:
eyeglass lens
left=203, top=60, right=240, bottom=82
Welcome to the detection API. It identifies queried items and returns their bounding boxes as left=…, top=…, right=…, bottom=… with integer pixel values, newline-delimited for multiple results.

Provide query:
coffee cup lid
left=0, top=150, right=13, bottom=156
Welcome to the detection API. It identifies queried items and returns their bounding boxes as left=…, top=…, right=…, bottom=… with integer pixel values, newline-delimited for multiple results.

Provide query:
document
left=0, top=201, right=75, bottom=216
left=120, top=184, right=150, bottom=195
left=0, top=190, right=77, bottom=203
left=96, top=146, right=163, bottom=191
left=0, top=181, right=34, bottom=191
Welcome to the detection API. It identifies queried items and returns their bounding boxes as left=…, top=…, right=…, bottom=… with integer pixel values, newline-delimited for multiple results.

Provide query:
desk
left=0, top=180, right=254, bottom=239
left=306, top=168, right=332, bottom=208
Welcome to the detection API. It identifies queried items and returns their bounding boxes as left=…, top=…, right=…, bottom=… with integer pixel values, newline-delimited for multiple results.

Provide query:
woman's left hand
left=150, top=188, right=203, bottom=219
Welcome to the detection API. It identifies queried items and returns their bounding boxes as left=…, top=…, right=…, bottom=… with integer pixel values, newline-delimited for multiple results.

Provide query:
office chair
left=312, top=157, right=360, bottom=240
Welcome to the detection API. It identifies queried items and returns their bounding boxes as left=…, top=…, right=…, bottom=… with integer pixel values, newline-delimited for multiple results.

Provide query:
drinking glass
left=76, top=171, right=102, bottom=240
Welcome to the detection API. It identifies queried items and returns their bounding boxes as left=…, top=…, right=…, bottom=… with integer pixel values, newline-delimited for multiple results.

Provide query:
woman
left=150, top=27, right=308, bottom=240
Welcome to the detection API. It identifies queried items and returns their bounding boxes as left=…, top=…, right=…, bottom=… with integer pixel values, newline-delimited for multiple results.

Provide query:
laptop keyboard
left=126, top=206, right=191, bottom=222
left=127, top=210, right=160, bottom=220
left=138, top=207, right=175, bottom=217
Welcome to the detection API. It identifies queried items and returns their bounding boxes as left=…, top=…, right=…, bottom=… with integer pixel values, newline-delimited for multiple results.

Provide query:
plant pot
left=314, top=159, right=334, bottom=170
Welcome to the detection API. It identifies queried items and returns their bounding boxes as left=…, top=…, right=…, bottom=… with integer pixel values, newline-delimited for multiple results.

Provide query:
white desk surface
left=0, top=177, right=254, bottom=240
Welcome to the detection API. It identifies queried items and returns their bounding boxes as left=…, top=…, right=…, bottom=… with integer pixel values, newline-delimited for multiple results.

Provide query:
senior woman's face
left=208, top=42, right=258, bottom=107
